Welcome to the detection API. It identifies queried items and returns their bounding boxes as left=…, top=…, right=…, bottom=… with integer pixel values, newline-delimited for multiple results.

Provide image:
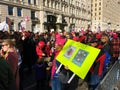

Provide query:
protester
left=110, top=32, right=120, bottom=64
left=88, top=41, right=106, bottom=90
left=33, top=57, right=47, bottom=90
left=1, top=39, right=19, bottom=90
left=87, top=33, right=111, bottom=90
left=48, top=37, right=66, bottom=90
left=60, top=68, right=79, bottom=90
left=0, top=56, right=16, bottom=90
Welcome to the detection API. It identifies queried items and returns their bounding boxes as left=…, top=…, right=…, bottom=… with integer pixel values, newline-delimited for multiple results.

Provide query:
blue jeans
left=89, top=74, right=101, bottom=85
left=51, top=77, right=61, bottom=90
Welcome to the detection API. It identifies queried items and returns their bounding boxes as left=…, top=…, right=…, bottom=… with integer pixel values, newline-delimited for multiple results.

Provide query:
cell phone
left=1, top=49, right=5, bottom=55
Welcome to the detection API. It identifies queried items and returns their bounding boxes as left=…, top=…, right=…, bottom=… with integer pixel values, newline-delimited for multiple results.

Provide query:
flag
left=25, top=16, right=29, bottom=22
left=20, top=21, right=26, bottom=31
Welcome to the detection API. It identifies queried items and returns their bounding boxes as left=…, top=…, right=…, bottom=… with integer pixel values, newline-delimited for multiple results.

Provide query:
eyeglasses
left=101, top=38, right=106, bottom=40
left=1, top=44, right=8, bottom=47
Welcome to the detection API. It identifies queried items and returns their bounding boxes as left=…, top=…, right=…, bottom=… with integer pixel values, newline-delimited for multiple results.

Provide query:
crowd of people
left=0, top=28, right=119, bottom=90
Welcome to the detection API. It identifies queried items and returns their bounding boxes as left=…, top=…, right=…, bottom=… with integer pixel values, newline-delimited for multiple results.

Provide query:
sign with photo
left=56, top=39, right=100, bottom=79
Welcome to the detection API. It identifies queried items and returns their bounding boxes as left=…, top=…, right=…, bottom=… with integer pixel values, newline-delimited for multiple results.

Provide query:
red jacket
left=36, top=45, right=44, bottom=58
left=90, top=53, right=106, bottom=76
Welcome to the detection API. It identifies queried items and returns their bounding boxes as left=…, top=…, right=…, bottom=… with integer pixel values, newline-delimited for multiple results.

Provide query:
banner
left=56, top=39, right=100, bottom=79
left=0, top=21, right=9, bottom=31
left=0, top=17, right=11, bottom=31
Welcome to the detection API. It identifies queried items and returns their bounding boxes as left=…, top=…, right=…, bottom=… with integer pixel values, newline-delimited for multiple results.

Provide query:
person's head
left=38, top=41, right=45, bottom=49
left=1, top=39, right=16, bottom=52
left=55, top=44, right=63, bottom=52
left=90, top=38, right=100, bottom=47
left=90, top=42, right=98, bottom=47
left=100, top=34, right=109, bottom=43
left=55, top=38, right=66, bottom=51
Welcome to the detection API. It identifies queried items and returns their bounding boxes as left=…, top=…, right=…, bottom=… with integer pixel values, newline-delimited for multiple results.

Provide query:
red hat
left=96, top=33, right=101, bottom=39
left=38, top=41, right=45, bottom=48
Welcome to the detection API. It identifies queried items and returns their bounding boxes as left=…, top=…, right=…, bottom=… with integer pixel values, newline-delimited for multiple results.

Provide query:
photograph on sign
left=64, top=46, right=76, bottom=59
left=72, top=49, right=89, bottom=67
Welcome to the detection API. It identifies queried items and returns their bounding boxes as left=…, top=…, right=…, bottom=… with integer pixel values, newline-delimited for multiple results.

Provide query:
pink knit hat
left=55, top=37, right=66, bottom=47
left=113, top=33, right=118, bottom=39
left=73, top=36, right=79, bottom=41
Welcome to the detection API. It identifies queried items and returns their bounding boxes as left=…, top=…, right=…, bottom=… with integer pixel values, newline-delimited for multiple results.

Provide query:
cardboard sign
left=56, top=39, right=100, bottom=79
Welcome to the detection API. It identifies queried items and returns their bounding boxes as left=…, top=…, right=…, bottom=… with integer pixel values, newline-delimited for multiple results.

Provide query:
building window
left=95, top=3, right=97, bottom=7
left=34, top=0, right=36, bottom=5
left=17, top=8, right=22, bottom=16
left=99, top=2, right=101, bottom=5
left=31, top=11, right=35, bottom=19
left=8, top=6, right=13, bottom=15
left=99, top=17, right=101, bottom=20
left=95, top=8, right=97, bottom=11
left=95, top=13, right=96, bottom=16
left=47, top=15, right=56, bottom=23
left=28, top=0, right=31, bottom=4
left=99, top=12, right=101, bottom=15
left=99, top=7, right=101, bottom=10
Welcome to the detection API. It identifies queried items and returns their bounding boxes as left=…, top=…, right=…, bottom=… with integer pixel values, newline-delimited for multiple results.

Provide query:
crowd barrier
left=96, top=60, right=120, bottom=90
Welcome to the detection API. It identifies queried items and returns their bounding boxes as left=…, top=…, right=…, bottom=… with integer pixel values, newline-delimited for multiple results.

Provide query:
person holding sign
left=60, top=67, right=79, bottom=90
left=48, top=37, right=66, bottom=90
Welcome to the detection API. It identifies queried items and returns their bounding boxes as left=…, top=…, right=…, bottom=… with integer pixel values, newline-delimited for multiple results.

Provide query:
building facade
left=0, top=0, right=91, bottom=32
left=91, top=0, right=120, bottom=31
left=0, top=0, right=40, bottom=31
left=41, top=0, right=91, bottom=32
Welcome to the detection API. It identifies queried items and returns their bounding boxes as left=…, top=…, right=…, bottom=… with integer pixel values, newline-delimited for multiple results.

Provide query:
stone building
left=91, top=0, right=120, bottom=31
left=41, top=0, right=91, bottom=32
left=0, top=0, right=91, bottom=32
left=0, top=0, right=40, bottom=31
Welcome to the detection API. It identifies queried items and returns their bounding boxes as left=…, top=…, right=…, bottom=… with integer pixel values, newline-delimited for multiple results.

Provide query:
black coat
left=0, top=57, right=16, bottom=90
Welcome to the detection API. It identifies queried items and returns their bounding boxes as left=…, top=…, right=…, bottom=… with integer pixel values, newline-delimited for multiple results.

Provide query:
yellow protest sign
left=56, top=39, right=100, bottom=79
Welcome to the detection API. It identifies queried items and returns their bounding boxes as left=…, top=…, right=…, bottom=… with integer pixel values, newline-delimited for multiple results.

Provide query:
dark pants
left=61, top=75, right=79, bottom=90
left=36, top=79, right=46, bottom=90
